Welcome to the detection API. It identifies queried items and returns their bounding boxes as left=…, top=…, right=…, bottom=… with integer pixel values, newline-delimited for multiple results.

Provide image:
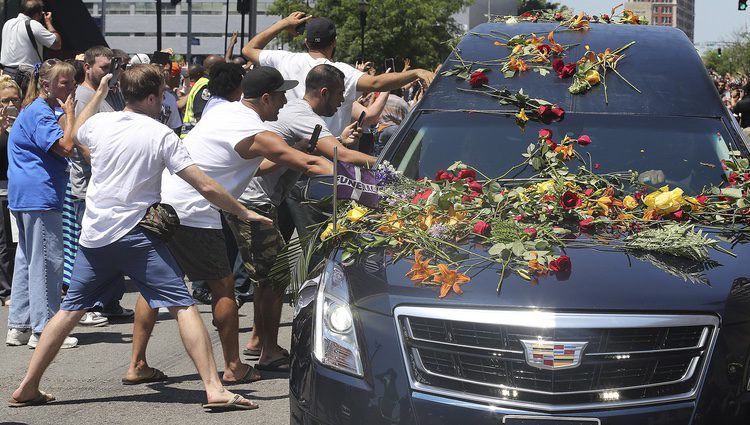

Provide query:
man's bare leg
left=169, top=305, right=256, bottom=406
left=11, top=309, right=85, bottom=402
left=207, top=275, right=258, bottom=382
left=256, top=285, right=287, bottom=367
left=244, top=288, right=263, bottom=353
left=124, top=294, right=160, bottom=381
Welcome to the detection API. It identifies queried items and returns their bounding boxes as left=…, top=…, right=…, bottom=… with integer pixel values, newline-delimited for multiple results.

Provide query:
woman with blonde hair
left=0, top=74, right=21, bottom=306
left=5, top=59, right=79, bottom=349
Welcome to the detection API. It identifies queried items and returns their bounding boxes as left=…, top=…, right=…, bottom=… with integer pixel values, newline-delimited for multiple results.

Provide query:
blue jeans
left=7, top=210, right=63, bottom=334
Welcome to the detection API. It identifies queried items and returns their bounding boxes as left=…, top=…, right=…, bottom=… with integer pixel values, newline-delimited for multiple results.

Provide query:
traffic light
left=740, top=0, right=748, bottom=11
left=237, top=0, right=251, bottom=14
left=170, top=0, right=181, bottom=5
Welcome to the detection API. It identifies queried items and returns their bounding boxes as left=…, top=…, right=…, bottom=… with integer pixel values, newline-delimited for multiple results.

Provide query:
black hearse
left=289, top=21, right=750, bottom=425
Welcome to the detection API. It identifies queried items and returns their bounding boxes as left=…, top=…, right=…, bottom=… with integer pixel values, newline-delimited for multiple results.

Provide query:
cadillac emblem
left=520, top=340, right=588, bottom=370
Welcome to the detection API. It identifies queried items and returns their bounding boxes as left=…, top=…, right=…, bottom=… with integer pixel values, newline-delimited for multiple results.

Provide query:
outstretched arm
left=356, top=68, right=434, bottom=93
left=241, top=12, right=311, bottom=65
left=236, top=131, right=333, bottom=176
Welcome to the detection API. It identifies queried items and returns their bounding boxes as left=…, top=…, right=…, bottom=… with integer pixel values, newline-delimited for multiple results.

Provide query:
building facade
left=624, top=0, right=695, bottom=41
left=81, top=0, right=280, bottom=58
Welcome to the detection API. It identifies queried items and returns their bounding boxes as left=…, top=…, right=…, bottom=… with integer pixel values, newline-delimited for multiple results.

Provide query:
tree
left=517, top=0, right=562, bottom=14
left=701, top=32, right=750, bottom=75
left=265, top=0, right=471, bottom=70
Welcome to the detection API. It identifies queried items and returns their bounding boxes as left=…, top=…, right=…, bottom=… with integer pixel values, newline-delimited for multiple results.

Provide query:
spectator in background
left=0, top=76, right=22, bottom=306
left=203, top=62, right=245, bottom=116
left=374, top=95, right=409, bottom=156
left=0, top=0, right=62, bottom=93
left=181, top=54, right=225, bottom=138
left=5, top=59, right=78, bottom=349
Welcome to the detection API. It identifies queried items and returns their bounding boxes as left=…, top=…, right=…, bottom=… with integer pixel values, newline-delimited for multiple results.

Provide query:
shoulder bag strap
left=25, top=20, right=43, bottom=62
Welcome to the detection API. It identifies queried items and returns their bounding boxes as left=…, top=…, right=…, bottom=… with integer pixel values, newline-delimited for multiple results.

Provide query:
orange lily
left=643, top=209, right=658, bottom=220
left=432, top=264, right=470, bottom=298
left=527, top=33, right=545, bottom=46
left=406, top=249, right=435, bottom=283
left=416, top=206, right=435, bottom=230
left=570, top=12, right=590, bottom=30
left=378, top=212, right=403, bottom=234
left=547, top=30, right=564, bottom=53
left=596, top=196, right=613, bottom=216
left=554, top=144, right=574, bottom=160
left=447, top=205, right=468, bottom=225
left=508, top=57, right=529, bottom=72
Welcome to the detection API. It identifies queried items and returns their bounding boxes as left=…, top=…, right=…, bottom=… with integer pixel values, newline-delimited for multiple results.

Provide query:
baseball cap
left=130, top=53, right=150, bottom=65
left=242, top=66, right=298, bottom=99
left=305, top=17, right=336, bottom=46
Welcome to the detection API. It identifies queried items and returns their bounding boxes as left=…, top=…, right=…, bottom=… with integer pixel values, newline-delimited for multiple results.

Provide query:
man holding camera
left=0, top=0, right=62, bottom=89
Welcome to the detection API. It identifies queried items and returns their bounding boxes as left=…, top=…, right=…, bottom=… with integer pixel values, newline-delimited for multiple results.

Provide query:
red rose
left=538, top=128, right=553, bottom=140
left=545, top=139, right=557, bottom=150
left=584, top=188, right=594, bottom=197
left=634, top=191, right=644, bottom=201
left=469, top=71, right=489, bottom=88
left=521, top=11, right=532, bottom=17
left=673, top=210, right=684, bottom=220
left=594, top=163, right=600, bottom=169
left=523, top=228, right=538, bottom=239
left=552, top=59, right=564, bottom=74
left=549, top=255, right=572, bottom=272
left=457, top=169, right=477, bottom=180
left=542, top=195, right=556, bottom=202
left=537, top=105, right=565, bottom=122
left=559, top=63, right=577, bottom=79
left=695, top=195, right=708, bottom=205
left=728, top=172, right=739, bottom=186
left=435, top=170, right=455, bottom=182
left=577, top=135, right=592, bottom=146
left=513, top=215, right=524, bottom=222
left=411, top=188, right=433, bottom=204
left=559, top=191, right=582, bottom=210
left=601, top=13, right=611, bottom=23
left=468, top=180, right=483, bottom=193
left=537, top=44, right=551, bottom=55
left=469, top=191, right=481, bottom=198
left=579, top=217, right=594, bottom=230
left=473, top=221, right=491, bottom=236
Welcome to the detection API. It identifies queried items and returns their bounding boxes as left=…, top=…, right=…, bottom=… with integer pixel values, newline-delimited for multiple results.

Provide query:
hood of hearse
left=342, top=232, right=750, bottom=324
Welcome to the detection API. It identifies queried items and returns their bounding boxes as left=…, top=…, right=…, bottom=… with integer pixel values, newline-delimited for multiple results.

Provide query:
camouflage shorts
left=224, top=203, right=285, bottom=288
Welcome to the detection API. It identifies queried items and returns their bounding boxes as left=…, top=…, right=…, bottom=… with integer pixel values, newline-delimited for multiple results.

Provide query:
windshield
left=388, top=111, right=740, bottom=194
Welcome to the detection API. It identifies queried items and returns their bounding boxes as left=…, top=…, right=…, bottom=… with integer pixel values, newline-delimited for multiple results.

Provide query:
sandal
left=202, top=393, right=259, bottom=411
left=121, top=368, right=169, bottom=385
left=255, top=356, right=290, bottom=373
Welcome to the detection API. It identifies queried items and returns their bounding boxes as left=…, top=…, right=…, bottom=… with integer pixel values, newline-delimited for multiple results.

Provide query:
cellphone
left=5, top=105, right=18, bottom=119
left=307, top=124, right=322, bottom=153
left=295, top=22, right=306, bottom=35
left=356, top=111, right=366, bottom=128
left=109, top=57, right=122, bottom=88
left=385, top=58, right=395, bottom=72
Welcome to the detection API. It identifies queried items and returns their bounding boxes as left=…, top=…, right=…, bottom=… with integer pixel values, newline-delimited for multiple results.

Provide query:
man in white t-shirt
left=0, top=0, right=61, bottom=69
left=226, top=64, right=376, bottom=372
left=157, top=66, right=333, bottom=384
left=242, top=12, right=434, bottom=136
left=9, top=66, right=267, bottom=411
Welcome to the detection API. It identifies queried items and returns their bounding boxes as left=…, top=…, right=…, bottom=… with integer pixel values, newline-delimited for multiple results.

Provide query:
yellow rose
left=585, top=70, right=601, bottom=86
left=346, top=205, right=368, bottom=223
left=320, top=223, right=346, bottom=240
left=623, top=195, right=638, bottom=210
left=536, top=180, right=555, bottom=193
left=643, top=187, right=685, bottom=214
left=516, top=108, right=529, bottom=124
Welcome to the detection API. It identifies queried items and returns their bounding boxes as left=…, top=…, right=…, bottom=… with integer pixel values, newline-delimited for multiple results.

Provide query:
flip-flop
left=242, top=348, right=289, bottom=358
left=222, top=365, right=262, bottom=385
left=121, top=368, right=169, bottom=385
left=255, top=356, right=290, bottom=373
left=202, top=393, right=259, bottom=411
left=8, top=390, right=55, bottom=407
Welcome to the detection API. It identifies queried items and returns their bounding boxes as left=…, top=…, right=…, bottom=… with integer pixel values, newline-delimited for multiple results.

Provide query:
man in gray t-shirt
left=66, top=46, right=130, bottom=324
left=224, top=64, right=375, bottom=371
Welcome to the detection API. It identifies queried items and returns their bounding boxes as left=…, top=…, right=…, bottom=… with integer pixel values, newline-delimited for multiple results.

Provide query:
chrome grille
left=395, top=307, right=718, bottom=411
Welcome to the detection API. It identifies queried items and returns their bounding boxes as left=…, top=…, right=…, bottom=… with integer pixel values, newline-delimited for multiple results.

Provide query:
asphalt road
left=0, top=286, right=293, bottom=425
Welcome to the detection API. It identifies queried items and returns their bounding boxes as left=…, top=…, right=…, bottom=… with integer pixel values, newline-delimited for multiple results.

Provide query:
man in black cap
left=242, top=12, right=434, bottom=137
left=122, top=66, right=334, bottom=387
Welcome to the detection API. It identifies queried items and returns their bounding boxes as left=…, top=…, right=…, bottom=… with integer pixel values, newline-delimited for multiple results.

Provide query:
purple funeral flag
left=336, top=162, right=380, bottom=208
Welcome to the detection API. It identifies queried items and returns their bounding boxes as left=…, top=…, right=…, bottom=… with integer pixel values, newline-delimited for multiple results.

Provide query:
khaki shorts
left=224, top=203, right=285, bottom=288
left=167, top=225, right=231, bottom=281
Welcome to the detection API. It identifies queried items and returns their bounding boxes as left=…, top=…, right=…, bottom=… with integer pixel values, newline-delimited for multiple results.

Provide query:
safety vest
left=181, top=77, right=209, bottom=138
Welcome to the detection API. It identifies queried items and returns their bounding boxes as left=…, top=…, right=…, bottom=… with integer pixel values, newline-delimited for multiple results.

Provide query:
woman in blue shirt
left=5, top=59, right=79, bottom=349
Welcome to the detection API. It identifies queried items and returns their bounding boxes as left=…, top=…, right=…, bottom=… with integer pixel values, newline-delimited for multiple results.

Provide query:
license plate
left=503, top=415, right=600, bottom=425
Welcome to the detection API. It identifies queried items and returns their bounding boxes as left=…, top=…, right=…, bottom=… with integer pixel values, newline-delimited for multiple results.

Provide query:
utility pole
left=187, top=0, right=193, bottom=65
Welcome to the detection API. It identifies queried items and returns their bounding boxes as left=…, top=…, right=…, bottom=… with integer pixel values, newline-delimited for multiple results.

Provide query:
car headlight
left=313, top=260, right=364, bottom=377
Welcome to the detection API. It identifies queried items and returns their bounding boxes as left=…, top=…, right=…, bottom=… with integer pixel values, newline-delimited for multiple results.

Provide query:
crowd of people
left=710, top=70, right=750, bottom=130
left=0, top=0, right=434, bottom=412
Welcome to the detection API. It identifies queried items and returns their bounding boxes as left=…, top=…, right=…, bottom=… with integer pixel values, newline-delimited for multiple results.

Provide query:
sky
left=555, top=0, right=747, bottom=45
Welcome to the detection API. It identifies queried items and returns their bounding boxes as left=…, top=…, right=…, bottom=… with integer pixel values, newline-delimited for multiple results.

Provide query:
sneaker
left=101, top=305, right=134, bottom=319
left=192, top=288, right=213, bottom=305
left=79, top=312, right=109, bottom=327
left=28, top=334, right=78, bottom=349
left=6, top=328, right=31, bottom=346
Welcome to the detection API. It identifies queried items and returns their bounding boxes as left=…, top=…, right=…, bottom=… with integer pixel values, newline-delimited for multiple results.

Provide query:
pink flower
left=577, top=135, right=592, bottom=146
left=523, top=228, right=538, bottom=239
left=473, top=221, right=491, bottom=236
